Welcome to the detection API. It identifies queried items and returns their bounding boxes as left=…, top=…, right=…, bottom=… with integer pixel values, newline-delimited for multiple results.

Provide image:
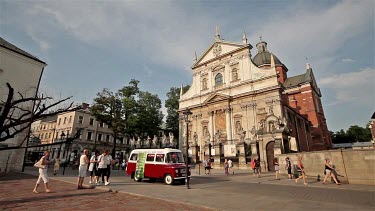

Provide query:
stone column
left=236, top=142, right=246, bottom=168
left=213, top=144, right=221, bottom=168
left=191, top=144, right=199, bottom=164
left=225, top=108, right=232, bottom=143
left=209, top=111, right=214, bottom=145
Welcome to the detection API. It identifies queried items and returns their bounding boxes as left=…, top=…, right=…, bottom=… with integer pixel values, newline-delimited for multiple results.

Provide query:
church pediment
left=192, top=41, right=250, bottom=69
left=203, top=93, right=230, bottom=104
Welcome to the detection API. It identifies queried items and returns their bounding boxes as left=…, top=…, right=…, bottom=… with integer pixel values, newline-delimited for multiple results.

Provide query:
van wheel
left=134, top=174, right=142, bottom=182
left=164, top=174, right=174, bottom=185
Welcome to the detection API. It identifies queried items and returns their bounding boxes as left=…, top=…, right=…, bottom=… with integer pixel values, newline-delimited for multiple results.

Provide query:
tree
left=118, top=79, right=139, bottom=138
left=0, top=82, right=79, bottom=146
left=330, top=125, right=372, bottom=143
left=91, top=88, right=125, bottom=157
left=165, top=85, right=190, bottom=135
left=136, top=91, right=163, bottom=137
left=346, top=125, right=372, bottom=142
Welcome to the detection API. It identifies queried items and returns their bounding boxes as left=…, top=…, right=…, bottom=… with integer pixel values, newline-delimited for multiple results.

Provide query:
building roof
left=0, top=37, right=46, bottom=64
left=371, top=112, right=375, bottom=119
left=252, top=51, right=283, bottom=67
left=283, top=73, right=308, bottom=88
left=40, top=115, right=58, bottom=123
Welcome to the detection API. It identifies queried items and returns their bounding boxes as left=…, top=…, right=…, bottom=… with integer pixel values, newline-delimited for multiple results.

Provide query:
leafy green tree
left=91, top=88, right=125, bottom=157
left=346, top=125, right=372, bottom=142
left=136, top=91, right=163, bottom=137
left=165, top=85, right=190, bottom=136
left=118, top=79, right=139, bottom=138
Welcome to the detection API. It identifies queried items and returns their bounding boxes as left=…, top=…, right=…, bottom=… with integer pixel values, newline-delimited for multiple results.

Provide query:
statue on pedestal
left=169, top=132, right=174, bottom=147
left=137, top=136, right=141, bottom=148
left=130, top=137, right=135, bottom=148
left=205, top=130, right=211, bottom=146
left=193, top=132, right=198, bottom=145
left=146, top=135, right=151, bottom=147
left=215, top=130, right=222, bottom=145
left=152, top=135, right=158, bottom=147
left=239, top=127, right=246, bottom=143
left=162, top=133, right=167, bottom=147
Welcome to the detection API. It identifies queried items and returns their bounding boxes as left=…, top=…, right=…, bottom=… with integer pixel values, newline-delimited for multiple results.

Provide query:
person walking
left=77, top=149, right=89, bottom=189
left=33, top=151, right=53, bottom=193
left=285, top=157, right=292, bottom=180
left=97, top=151, right=110, bottom=186
left=103, top=150, right=113, bottom=183
left=204, top=158, right=211, bottom=175
left=251, top=158, right=256, bottom=176
left=228, top=159, right=234, bottom=174
left=254, top=157, right=261, bottom=178
left=322, top=158, right=341, bottom=185
left=295, top=155, right=307, bottom=185
left=274, top=158, right=280, bottom=180
left=224, top=159, right=229, bottom=175
left=88, top=151, right=99, bottom=184
left=53, top=158, right=60, bottom=175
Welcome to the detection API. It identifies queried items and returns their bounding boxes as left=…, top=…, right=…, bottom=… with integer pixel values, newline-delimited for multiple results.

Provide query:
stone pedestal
left=191, top=144, right=200, bottom=164
left=213, top=144, right=221, bottom=168
left=236, top=142, right=247, bottom=168
left=274, top=139, right=282, bottom=155
left=250, top=142, right=258, bottom=155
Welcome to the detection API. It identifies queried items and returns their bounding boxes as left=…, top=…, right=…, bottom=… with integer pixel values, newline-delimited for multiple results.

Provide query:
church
left=178, top=29, right=331, bottom=171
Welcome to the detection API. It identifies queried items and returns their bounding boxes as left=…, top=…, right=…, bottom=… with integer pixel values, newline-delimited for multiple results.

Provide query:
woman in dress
left=33, top=151, right=53, bottom=193
left=274, top=158, right=280, bottom=180
left=322, top=158, right=340, bottom=185
left=295, top=155, right=307, bottom=185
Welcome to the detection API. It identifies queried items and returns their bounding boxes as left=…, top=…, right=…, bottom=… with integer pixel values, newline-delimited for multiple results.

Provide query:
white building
left=0, top=37, right=46, bottom=172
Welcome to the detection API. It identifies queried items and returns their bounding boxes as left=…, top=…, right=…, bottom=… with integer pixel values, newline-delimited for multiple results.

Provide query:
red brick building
left=254, top=40, right=332, bottom=151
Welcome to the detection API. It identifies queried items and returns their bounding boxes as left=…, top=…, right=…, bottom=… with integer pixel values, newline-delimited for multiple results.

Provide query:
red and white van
left=126, top=148, right=190, bottom=185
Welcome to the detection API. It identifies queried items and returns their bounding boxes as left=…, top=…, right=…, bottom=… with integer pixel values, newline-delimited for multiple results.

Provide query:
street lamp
left=58, top=132, right=66, bottom=159
left=183, top=108, right=192, bottom=189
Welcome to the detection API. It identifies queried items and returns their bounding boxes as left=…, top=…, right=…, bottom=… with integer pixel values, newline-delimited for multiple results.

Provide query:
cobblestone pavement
left=0, top=173, right=212, bottom=211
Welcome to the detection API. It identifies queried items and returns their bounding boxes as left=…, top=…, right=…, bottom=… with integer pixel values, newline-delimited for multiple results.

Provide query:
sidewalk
left=190, top=167, right=375, bottom=192
left=0, top=172, right=212, bottom=211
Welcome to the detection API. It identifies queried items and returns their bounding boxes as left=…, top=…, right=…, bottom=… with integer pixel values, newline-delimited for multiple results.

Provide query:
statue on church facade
left=206, top=130, right=211, bottom=145
left=215, top=130, right=222, bottom=144
left=193, top=132, right=198, bottom=145
left=162, top=133, right=167, bottom=147
left=169, top=132, right=174, bottom=147
left=152, top=135, right=158, bottom=147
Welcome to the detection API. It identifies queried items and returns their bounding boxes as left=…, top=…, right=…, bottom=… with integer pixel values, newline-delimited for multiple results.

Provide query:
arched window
left=215, top=73, right=223, bottom=86
left=232, top=68, right=238, bottom=80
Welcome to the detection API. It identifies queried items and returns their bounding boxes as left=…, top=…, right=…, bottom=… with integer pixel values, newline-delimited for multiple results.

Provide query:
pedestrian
left=254, top=157, right=261, bottom=178
left=295, top=155, right=307, bottom=185
left=224, top=159, right=229, bottom=175
left=53, top=158, right=60, bottom=175
left=274, top=158, right=280, bottom=180
left=251, top=158, right=256, bottom=175
left=102, top=150, right=113, bottom=183
left=97, top=151, right=110, bottom=186
left=77, top=149, right=89, bottom=189
left=88, top=151, right=99, bottom=184
left=285, top=157, right=292, bottom=180
left=33, top=151, right=53, bottom=193
left=204, top=158, right=211, bottom=174
left=322, top=158, right=340, bottom=185
left=228, top=159, right=234, bottom=174
left=121, top=159, right=127, bottom=170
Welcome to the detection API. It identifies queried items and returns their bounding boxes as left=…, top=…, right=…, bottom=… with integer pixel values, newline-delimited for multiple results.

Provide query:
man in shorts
left=77, top=149, right=89, bottom=189
left=228, top=159, right=234, bottom=174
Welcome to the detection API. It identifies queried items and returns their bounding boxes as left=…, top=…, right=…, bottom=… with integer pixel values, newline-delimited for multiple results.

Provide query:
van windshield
left=165, top=152, right=184, bottom=164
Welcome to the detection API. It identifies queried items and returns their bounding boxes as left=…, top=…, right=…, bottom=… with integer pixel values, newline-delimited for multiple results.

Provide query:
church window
left=215, top=73, right=223, bottom=86
left=232, top=68, right=238, bottom=80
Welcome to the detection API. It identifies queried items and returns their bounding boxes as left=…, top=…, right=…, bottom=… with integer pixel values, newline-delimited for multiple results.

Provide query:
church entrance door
left=266, top=141, right=275, bottom=171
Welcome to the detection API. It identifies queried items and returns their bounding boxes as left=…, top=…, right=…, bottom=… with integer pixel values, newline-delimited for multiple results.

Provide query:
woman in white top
left=33, top=151, right=53, bottom=193
left=88, top=151, right=99, bottom=184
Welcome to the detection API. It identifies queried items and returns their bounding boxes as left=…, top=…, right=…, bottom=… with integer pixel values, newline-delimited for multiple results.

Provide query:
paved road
left=0, top=173, right=211, bottom=211
left=21, top=167, right=375, bottom=210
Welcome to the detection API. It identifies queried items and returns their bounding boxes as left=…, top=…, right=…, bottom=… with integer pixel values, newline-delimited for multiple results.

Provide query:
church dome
left=252, top=40, right=282, bottom=67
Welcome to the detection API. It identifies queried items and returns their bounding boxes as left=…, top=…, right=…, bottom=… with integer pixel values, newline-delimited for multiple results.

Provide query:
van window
left=166, top=152, right=184, bottom=163
left=130, top=153, right=138, bottom=161
left=146, top=154, right=155, bottom=162
left=155, top=154, right=164, bottom=162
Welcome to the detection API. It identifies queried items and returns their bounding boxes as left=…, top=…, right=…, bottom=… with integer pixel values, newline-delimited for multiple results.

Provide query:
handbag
left=34, top=159, right=45, bottom=169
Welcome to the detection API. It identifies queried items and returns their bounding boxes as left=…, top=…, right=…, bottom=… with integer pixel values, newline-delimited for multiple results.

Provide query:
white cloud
left=341, top=58, right=356, bottom=63
left=320, top=67, right=375, bottom=105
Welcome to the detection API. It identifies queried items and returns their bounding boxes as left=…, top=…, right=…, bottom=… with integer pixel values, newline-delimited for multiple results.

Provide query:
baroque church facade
left=178, top=30, right=331, bottom=171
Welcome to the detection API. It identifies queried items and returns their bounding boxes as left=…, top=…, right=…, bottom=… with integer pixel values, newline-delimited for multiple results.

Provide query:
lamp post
left=183, top=108, right=192, bottom=189
left=58, top=132, right=65, bottom=159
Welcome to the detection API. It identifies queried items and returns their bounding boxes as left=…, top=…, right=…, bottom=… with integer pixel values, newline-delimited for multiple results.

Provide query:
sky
left=1, top=0, right=374, bottom=132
